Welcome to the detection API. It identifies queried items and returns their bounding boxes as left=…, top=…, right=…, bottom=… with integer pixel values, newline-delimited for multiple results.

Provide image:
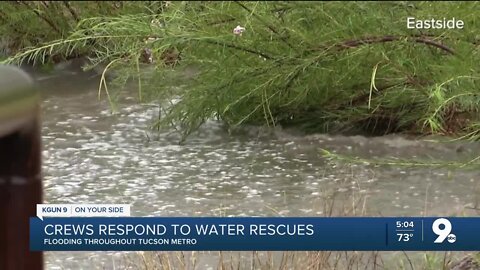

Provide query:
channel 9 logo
left=433, top=218, right=456, bottom=244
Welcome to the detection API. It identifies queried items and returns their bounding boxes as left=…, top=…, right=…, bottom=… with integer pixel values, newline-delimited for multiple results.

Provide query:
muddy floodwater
left=28, top=66, right=480, bottom=269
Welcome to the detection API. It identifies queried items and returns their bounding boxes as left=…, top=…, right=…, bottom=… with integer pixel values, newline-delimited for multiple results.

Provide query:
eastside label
left=407, top=17, right=464, bottom=29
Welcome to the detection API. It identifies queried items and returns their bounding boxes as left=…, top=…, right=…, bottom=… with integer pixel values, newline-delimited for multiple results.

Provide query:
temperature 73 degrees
left=397, top=233, right=413, bottom=242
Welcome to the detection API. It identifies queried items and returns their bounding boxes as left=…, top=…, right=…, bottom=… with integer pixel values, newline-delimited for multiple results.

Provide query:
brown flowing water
left=28, top=64, right=480, bottom=269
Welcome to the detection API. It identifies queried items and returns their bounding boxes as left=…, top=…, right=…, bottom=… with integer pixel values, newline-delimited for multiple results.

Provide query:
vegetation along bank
left=1, top=1, right=479, bottom=142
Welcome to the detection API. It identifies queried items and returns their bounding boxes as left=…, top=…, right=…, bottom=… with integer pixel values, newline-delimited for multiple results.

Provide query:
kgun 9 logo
left=432, top=218, right=456, bottom=244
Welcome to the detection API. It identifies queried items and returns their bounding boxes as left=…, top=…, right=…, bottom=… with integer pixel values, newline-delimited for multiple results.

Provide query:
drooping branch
left=342, top=35, right=454, bottom=54
left=310, top=35, right=455, bottom=55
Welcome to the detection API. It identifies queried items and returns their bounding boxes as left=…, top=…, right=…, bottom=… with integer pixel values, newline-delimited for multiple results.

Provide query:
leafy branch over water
left=1, top=2, right=480, bottom=141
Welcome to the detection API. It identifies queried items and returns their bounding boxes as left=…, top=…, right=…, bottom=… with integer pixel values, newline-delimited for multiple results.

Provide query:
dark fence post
left=0, top=66, right=43, bottom=270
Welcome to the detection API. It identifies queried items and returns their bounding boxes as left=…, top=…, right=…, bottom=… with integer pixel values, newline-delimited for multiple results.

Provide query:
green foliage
left=2, top=1, right=480, bottom=141
left=0, top=1, right=161, bottom=61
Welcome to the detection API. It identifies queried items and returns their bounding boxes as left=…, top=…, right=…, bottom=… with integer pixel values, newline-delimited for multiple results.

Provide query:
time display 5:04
left=396, top=221, right=414, bottom=228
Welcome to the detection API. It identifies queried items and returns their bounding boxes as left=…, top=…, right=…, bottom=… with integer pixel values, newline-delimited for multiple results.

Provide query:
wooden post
left=0, top=66, right=43, bottom=270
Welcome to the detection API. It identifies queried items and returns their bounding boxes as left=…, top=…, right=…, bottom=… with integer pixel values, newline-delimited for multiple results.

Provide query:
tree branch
left=310, top=35, right=455, bottom=55
left=340, top=35, right=454, bottom=54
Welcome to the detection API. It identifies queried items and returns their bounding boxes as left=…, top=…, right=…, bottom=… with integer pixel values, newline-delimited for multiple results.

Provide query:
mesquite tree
left=2, top=1, right=480, bottom=140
